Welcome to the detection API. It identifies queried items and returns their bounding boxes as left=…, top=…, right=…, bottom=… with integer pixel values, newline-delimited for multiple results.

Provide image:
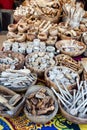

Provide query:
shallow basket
left=58, top=89, right=87, bottom=124
left=0, top=85, right=25, bottom=118
left=55, top=40, right=86, bottom=57
left=25, top=52, right=56, bottom=77
left=40, top=8, right=61, bottom=23
left=0, top=51, right=24, bottom=72
left=44, top=66, right=79, bottom=92
left=55, top=54, right=83, bottom=74
left=24, top=85, right=58, bottom=124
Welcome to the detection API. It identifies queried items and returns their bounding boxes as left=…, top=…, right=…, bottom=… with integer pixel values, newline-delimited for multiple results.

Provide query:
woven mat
left=0, top=113, right=87, bottom=130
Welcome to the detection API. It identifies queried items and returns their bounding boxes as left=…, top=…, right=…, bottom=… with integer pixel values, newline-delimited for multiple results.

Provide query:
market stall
left=0, top=0, right=87, bottom=129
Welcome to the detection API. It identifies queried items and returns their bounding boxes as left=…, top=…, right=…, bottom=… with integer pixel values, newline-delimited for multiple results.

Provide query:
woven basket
left=45, top=66, right=79, bottom=92
left=59, top=93, right=87, bottom=124
left=0, top=51, right=24, bottom=72
left=0, top=85, right=25, bottom=118
left=55, top=54, right=83, bottom=74
left=25, top=52, right=56, bottom=77
left=24, top=85, right=58, bottom=124
left=55, top=40, right=86, bottom=57
left=59, top=33, right=81, bottom=41
left=40, top=8, right=62, bottom=23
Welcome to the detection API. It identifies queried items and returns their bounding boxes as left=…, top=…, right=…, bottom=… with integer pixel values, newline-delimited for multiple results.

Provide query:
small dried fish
left=0, top=68, right=37, bottom=91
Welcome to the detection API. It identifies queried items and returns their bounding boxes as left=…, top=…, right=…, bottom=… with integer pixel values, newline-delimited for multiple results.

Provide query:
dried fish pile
left=26, top=52, right=56, bottom=71
left=3, top=39, right=57, bottom=55
left=47, top=66, right=78, bottom=88
left=52, top=80, right=87, bottom=118
left=0, top=68, right=37, bottom=91
left=26, top=88, right=55, bottom=115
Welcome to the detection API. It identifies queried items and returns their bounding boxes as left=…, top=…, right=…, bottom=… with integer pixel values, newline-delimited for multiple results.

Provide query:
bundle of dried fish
left=55, top=39, right=86, bottom=57
left=55, top=54, right=83, bottom=74
left=0, top=85, right=25, bottom=117
left=45, top=66, right=79, bottom=91
left=24, top=85, right=58, bottom=124
left=25, top=52, right=56, bottom=77
left=0, top=68, right=37, bottom=92
left=52, top=80, right=87, bottom=123
left=0, top=51, right=24, bottom=72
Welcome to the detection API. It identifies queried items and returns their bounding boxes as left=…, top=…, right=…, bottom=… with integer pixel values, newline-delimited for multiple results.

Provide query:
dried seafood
left=45, top=66, right=79, bottom=91
left=52, top=80, right=87, bottom=119
left=0, top=51, right=24, bottom=72
left=24, top=85, right=58, bottom=124
left=55, top=39, right=86, bottom=57
left=55, top=54, right=83, bottom=74
left=0, top=68, right=37, bottom=92
left=3, top=39, right=58, bottom=55
left=25, top=52, right=56, bottom=76
left=26, top=87, right=55, bottom=115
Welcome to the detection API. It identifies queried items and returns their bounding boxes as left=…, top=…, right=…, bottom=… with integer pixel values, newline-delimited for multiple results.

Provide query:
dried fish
left=0, top=68, right=37, bottom=91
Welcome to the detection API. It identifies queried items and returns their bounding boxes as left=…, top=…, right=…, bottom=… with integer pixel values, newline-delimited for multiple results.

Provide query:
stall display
left=1, top=0, right=87, bottom=127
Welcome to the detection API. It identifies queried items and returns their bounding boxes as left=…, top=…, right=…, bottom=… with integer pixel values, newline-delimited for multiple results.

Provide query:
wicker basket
left=25, top=52, right=56, bottom=77
left=40, top=8, right=62, bottom=23
left=55, top=40, right=86, bottom=57
left=59, top=96, right=87, bottom=124
left=24, top=85, right=58, bottom=124
left=0, top=51, right=24, bottom=72
left=0, top=85, right=25, bottom=118
left=45, top=66, right=79, bottom=92
left=55, top=54, right=83, bottom=74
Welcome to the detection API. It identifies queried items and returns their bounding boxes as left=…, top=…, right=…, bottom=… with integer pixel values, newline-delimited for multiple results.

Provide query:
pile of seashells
left=25, top=52, right=56, bottom=71
left=0, top=68, right=37, bottom=91
left=47, top=66, right=79, bottom=89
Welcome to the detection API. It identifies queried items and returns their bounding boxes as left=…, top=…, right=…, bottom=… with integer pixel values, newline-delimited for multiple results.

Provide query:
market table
left=0, top=35, right=87, bottom=130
